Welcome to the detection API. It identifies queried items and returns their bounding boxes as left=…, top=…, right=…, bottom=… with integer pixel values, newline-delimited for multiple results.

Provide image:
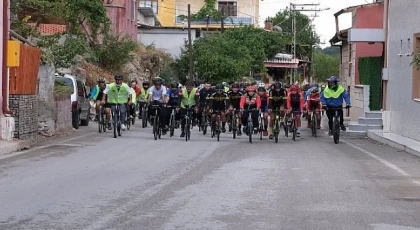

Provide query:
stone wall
left=9, top=95, right=38, bottom=140
left=38, top=64, right=56, bottom=132
left=54, top=94, right=72, bottom=132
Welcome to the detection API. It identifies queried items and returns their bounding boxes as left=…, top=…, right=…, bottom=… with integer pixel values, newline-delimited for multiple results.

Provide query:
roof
left=264, top=58, right=300, bottom=69
left=334, top=2, right=383, bottom=17
left=329, top=28, right=349, bottom=45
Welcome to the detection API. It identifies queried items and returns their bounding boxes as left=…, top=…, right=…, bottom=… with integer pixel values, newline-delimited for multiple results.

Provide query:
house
left=329, top=1, right=385, bottom=121
left=104, top=0, right=139, bottom=40
left=381, top=0, right=420, bottom=142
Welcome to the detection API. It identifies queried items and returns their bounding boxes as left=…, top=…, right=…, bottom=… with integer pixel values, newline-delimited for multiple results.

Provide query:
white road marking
left=344, top=140, right=420, bottom=187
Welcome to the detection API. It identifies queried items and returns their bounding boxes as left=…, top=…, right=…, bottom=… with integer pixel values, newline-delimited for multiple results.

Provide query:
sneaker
left=340, top=124, right=346, bottom=131
left=121, top=124, right=126, bottom=131
left=180, top=132, right=185, bottom=137
left=328, top=130, right=333, bottom=136
left=263, top=131, right=269, bottom=136
left=107, top=122, right=112, bottom=130
left=269, top=134, right=274, bottom=139
left=129, top=115, right=133, bottom=119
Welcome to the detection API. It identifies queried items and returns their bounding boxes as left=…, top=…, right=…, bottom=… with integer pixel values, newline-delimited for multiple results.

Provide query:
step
left=358, top=117, right=383, bottom=126
left=365, top=111, right=382, bottom=119
left=341, top=130, right=367, bottom=138
left=348, top=122, right=382, bottom=132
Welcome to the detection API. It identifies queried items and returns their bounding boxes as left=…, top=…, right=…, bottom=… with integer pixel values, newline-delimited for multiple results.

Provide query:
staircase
left=344, top=111, right=383, bottom=137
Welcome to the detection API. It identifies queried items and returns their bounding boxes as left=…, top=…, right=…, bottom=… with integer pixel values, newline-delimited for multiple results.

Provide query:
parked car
left=54, top=74, right=91, bottom=129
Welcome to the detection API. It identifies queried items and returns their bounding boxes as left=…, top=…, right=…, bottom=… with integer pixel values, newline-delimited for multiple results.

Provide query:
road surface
left=1, top=120, right=420, bottom=230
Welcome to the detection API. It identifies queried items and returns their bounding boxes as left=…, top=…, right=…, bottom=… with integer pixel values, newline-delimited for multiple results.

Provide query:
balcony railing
left=175, top=16, right=252, bottom=25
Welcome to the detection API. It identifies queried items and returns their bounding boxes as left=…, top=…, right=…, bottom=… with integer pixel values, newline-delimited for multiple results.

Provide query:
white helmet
left=258, top=82, right=265, bottom=88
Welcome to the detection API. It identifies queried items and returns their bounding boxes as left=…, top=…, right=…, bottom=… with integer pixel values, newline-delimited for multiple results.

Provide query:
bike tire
left=127, top=116, right=131, bottom=131
left=232, top=115, right=237, bottom=139
left=142, top=109, right=147, bottom=128
left=170, top=114, right=175, bottom=137
left=98, top=112, right=102, bottom=133
left=333, top=118, right=340, bottom=144
left=311, top=114, right=316, bottom=137
left=101, top=111, right=106, bottom=133
left=153, top=116, right=158, bottom=141
left=292, top=119, right=296, bottom=141
left=117, top=113, right=121, bottom=137
left=248, top=120, right=253, bottom=143
left=185, top=118, right=189, bottom=142
left=259, top=122, right=263, bottom=141
left=216, top=118, right=220, bottom=142
left=274, top=120, right=279, bottom=143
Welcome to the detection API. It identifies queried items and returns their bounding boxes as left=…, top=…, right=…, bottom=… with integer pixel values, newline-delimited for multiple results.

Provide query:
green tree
left=312, top=50, right=339, bottom=82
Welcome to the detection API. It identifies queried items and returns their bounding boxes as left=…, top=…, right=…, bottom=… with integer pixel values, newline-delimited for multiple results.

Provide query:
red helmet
left=290, top=84, right=300, bottom=92
left=247, top=85, right=256, bottom=92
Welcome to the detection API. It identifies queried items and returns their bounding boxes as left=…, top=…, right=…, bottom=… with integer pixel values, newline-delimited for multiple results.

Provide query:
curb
left=368, top=131, right=420, bottom=158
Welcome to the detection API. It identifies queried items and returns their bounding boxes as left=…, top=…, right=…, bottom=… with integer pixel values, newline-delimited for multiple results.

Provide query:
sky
left=259, top=0, right=375, bottom=47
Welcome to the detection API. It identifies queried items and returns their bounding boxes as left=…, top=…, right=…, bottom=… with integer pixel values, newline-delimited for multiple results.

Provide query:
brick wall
left=54, top=94, right=72, bottom=132
left=9, top=95, right=39, bottom=140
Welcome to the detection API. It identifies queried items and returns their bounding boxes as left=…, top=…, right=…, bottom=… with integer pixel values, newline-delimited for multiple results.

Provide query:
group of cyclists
left=90, top=74, right=351, bottom=141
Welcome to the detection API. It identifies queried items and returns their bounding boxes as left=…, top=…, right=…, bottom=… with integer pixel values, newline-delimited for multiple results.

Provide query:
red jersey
left=240, top=94, right=261, bottom=109
left=287, top=92, right=304, bottom=111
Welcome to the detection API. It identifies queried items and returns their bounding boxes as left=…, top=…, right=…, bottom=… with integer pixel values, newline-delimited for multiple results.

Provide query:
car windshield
left=54, top=77, right=74, bottom=94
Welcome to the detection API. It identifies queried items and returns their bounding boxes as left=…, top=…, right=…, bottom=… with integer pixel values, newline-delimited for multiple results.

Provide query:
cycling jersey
left=259, top=92, right=269, bottom=112
left=209, top=92, right=228, bottom=111
left=227, top=91, right=242, bottom=109
left=166, top=88, right=180, bottom=106
left=199, top=88, right=214, bottom=104
left=269, top=89, right=287, bottom=109
left=287, top=92, right=304, bottom=111
left=240, top=93, right=261, bottom=110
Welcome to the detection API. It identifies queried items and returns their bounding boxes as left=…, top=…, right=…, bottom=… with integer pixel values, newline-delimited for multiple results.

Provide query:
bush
left=359, top=56, right=382, bottom=110
left=54, top=79, right=74, bottom=95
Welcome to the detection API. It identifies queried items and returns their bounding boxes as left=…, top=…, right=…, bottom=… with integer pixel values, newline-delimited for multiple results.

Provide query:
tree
left=321, top=46, right=340, bottom=56
left=270, top=11, right=319, bottom=57
left=312, top=50, right=339, bottom=82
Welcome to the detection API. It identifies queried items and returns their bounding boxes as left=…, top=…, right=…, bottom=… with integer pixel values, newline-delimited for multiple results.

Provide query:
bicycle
left=111, top=104, right=122, bottom=138
left=258, top=110, right=265, bottom=141
left=243, top=108, right=258, bottom=143
left=183, top=106, right=195, bottom=142
left=287, top=110, right=298, bottom=142
left=272, top=108, right=283, bottom=143
left=169, top=106, right=178, bottom=137
left=211, top=110, right=223, bottom=142
left=126, top=104, right=132, bottom=131
left=311, top=110, right=317, bottom=137
left=231, top=109, right=240, bottom=139
left=98, top=105, right=106, bottom=133
left=200, top=106, right=209, bottom=135
left=328, top=107, right=346, bottom=144
left=151, top=102, right=162, bottom=140
left=141, top=103, right=148, bottom=128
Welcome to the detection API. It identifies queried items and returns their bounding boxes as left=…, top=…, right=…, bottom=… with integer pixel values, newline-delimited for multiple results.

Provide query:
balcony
left=175, top=16, right=252, bottom=25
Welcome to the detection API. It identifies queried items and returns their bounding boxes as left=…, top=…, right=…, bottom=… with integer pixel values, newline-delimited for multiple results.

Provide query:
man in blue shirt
left=165, top=82, right=181, bottom=128
left=321, top=76, right=351, bottom=135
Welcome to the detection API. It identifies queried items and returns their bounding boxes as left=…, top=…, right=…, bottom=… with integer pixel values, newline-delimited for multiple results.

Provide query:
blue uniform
left=166, top=88, right=181, bottom=106
left=320, top=86, right=351, bottom=107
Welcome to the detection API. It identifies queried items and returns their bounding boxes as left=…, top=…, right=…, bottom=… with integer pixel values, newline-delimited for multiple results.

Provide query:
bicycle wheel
left=126, top=115, right=131, bottom=131
left=217, top=119, right=220, bottom=142
left=248, top=120, right=253, bottom=143
left=170, top=113, right=175, bottom=137
left=333, top=117, right=340, bottom=144
left=274, top=120, right=279, bottom=144
left=202, top=113, right=207, bottom=135
left=232, top=114, right=237, bottom=139
left=113, top=111, right=117, bottom=138
left=158, top=117, right=162, bottom=139
left=101, top=110, right=106, bottom=133
left=228, top=115, right=232, bottom=132
left=292, top=118, right=296, bottom=141
left=142, top=106, right=147, bottom=128
left=259, top=117, right=263, bottom=141
left=153, top=115, right=158, bottom=140
left=311, top=113, right=316, bottom=137
left=185, top=118, right=189, bottom=142
left=117, top=112, right=122, bottom=137
left=98, top=111, right=102, bottom=133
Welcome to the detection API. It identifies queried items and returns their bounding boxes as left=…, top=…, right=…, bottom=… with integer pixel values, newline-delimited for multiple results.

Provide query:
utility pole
left=187, top=4, right=194, bottom=80
left=289, top=3, right=325, bottom=84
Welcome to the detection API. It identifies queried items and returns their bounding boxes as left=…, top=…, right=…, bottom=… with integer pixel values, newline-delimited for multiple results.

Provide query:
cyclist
left=227, top=83, right=243, bottom=136
left=222, top=82, right=230, bottom=93
left=321, top=76, right=351, bottom=135
left=138, top=81, right=150, bottom=119
left=197, top=82, right=214, bottom=129
left=306, top=84, right=322, bottom=129
left=286, top=84, right=304, bottom=137
left=90, top=77, right=107, bottom=121
left=178, top=81, right=199, bottom=137
left=240, top=85, right=261, bottom=135
left=147, top=78, right=167, bottom=135
left=268, top=82, right=287, bottom=139
left=208, top=84, right=228, bottom=133
left=128, top=80, right=141, bottom=120
left=102, top=74, right=133, bottom=131
left=257, top=86, right=269, bottom=136
left=165, top=82, right=181, bottom=128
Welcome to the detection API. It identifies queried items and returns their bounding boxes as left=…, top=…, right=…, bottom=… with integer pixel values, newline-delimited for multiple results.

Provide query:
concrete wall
left=138, top=28, right=197, bottom=57
left=9, top=95, right=38, bottom=140
left=38, top=65, right=56, bottom=132
left=385, top=0, right=420, bottom=142
left=54, top=94, right=72, bottom=132
left=351, top=85, right=370, bottom=121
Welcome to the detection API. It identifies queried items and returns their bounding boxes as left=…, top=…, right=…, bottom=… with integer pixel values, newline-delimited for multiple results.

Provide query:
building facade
left=104, top=0, right=139, bottom=40
left=140, top=0, right=259, bottom=28
left=382, top=0, right=420, bottom=142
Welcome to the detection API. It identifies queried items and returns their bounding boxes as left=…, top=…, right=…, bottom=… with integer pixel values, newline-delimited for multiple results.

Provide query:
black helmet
left=170, top=82, right=178, bottom=88
left=185, top=81, right=194, bottom=87
left=114, top=74, right=123, bottom=80
left=215, top=84, right=224, bottom=90
left=142, top=81, right=150, bottom=86
left=258, top=86, right=266, bottom=92
left=244, top=83, right=250, bottom=88
left=97, top=77, right=106, bottom=83
left=231, top=83, right=239, bottom=88
left=273, top=82, right=282, bottom=89
left=153, top=78, right=163, bottom=85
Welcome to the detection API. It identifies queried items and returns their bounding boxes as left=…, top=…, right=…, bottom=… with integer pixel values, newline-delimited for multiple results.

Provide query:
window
left=195, top=29, right=201, bottom=38
left=140, top=0, right=158, bottom=14
left=413, top=33, right=420, bottom=100
left=218, top=2, right=237, bottom=17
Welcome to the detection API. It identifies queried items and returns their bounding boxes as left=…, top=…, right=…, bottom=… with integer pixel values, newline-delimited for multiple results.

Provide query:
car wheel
left=72, top=110, right=80, bottom=129
left=81, top=110, right=90, bottom=126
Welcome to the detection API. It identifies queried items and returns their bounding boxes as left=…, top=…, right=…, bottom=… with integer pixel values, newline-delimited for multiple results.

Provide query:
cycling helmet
left=258, top=82, right=265, bottom=88
left=170, top=82, right=178, bottom=88
left=244, top=83, right=250, bottom=88
left=97, top=77, right=106, bottom=83
left=231, top=83, right=239, bottom=89
left=143, top=81, right=150, bottom=86
left=215, top=84, right=224, bottom=90
left=290, top=84, right=300, bottom=91
left=153, top=78, right=163, bottom=85
left=222, top=82, right=227, bottom=86
left=312, top=83, right=319, bottom=88
left=327, top=76, right=339, bottom=83
left=273, top=82, right=282, bottom=90
left=247, top=85, right=256, bottom=92
left=258, top=86, right=266, bottom=92
left=114, top=74, right=123, bottom=80
left=185, top=81, right=194, bottom=87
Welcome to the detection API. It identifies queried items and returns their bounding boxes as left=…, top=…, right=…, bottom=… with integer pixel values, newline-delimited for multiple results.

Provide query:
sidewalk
left=0, top=140, right=30, bottom=155
left=368, top=130, right=420, bottom=158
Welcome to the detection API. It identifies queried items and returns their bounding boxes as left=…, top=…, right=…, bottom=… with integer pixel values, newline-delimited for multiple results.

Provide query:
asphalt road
left=1, top=118, right=420, bottom=230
